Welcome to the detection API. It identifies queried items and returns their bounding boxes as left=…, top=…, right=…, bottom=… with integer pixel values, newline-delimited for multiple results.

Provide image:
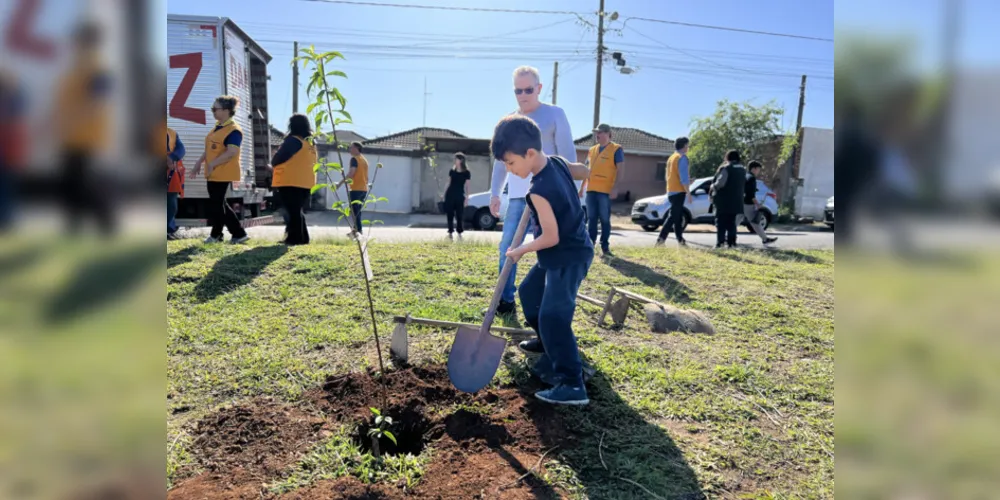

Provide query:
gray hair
left=512, top=66, right=541, bottom=86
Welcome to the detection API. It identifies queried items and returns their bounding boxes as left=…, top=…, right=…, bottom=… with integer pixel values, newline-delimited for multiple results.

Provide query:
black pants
left=207, top=181, right=246, bottom=240
left=61, top=150, right=115, bottom=236
left=715, top=212, right=738, bottom=246
left=657, top=192, right=687, bottom=241
left=349, top=190, right=366, bottom=232
left=278, top=187, right=310, bottom=245
left=444, top=196, right=465, bottom=234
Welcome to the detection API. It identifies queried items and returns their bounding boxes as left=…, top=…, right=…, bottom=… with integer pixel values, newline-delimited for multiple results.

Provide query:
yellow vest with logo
left=586, top=142, right=621, bottom=194
left=57, top=60, right=110, bottom=152
left=272, top=136, right=318, bottom=189
left=205, top=122, right=242, bottom=182
left=666, top=152, right=685, bottom=193
left=350, top=154, right=369, bottom=191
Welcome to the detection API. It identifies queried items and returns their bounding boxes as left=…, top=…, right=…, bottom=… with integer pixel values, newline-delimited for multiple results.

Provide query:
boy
left=491, top=115, right=593, bottom=406
left=738, top=161, right=777, bottom=245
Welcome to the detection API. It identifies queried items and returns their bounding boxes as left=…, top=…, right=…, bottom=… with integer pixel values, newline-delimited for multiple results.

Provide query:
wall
left=794, top=127, right=835, bottom=218
left=576, top=148, right=671, bottom=202
left=417, top=152, right=494, bottom=211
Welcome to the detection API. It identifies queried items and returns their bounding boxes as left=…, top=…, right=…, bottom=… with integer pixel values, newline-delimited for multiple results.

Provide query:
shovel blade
left=390, top=322, right=408, bottom=363
left=447, top=326, right=507, bottom=393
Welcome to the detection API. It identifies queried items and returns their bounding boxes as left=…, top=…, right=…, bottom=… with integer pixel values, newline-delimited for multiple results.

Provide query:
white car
left=631, top=176, right=779, bottom=233
left=466, top=180, right=586, bottom=231
left=824, top=196, right=834, bottom=229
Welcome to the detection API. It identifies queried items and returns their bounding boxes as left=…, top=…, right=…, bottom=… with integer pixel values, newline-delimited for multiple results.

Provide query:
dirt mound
left=169, top=365, right=577, bottom=499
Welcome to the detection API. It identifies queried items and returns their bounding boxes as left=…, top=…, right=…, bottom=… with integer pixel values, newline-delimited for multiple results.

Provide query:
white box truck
left=167, top=15, right=272, bottom=219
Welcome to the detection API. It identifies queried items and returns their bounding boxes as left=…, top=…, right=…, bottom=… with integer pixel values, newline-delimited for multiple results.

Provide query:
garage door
left=366, top=155, right=413, bottom=213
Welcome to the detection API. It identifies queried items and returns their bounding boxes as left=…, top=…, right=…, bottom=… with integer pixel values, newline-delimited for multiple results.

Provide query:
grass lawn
left=167, top=239, right=834, bottom=498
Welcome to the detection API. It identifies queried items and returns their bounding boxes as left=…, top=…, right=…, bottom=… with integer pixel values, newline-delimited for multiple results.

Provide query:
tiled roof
left=271, top=127, right=368, bottom=148
left=574, top=127, right=675, bottom=155
left=269, top=126, right=285, bottom=148
left=363, top=127, right=466, bottom=150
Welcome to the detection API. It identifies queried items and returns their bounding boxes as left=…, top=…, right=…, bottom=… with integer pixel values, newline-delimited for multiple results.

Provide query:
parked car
left=631, top=176, right=779, bottom=233
left=824, top=196, right=834, bottom=229
left=466, top=180, right=586, bottom=230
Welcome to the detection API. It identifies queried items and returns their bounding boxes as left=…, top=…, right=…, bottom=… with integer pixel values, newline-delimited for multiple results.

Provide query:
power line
left=291, top=0, right=584, bottom=15
left=622, top=16, right=834, bottom=43
left=625, top=25, right=834, bottom=81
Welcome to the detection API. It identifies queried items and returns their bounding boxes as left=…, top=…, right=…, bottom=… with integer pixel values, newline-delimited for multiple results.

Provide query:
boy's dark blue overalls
left=520, top=156, right=594, bottom=403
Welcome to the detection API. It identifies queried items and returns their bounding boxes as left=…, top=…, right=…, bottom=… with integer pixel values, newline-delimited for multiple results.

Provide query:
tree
left=687, top=99, right=798, bottom=179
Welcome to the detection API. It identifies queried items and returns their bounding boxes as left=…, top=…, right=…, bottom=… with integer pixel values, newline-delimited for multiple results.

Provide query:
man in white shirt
left=488, top=66, right=577, bottom=319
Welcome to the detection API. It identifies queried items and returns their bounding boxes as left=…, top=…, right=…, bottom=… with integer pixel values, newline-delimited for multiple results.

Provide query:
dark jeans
left=349, top=190, right=366, bottom=232
left=585, top=191, right=611, bottom=251
left=61, top=150, right=115, bottom=236
left=278, top=187, right=310, bottom=245
left=207, top=181, right=246, bottom=240
left=0, top=168, right=16, bottom=231
left=715, top=212, right=738, bottom=246
left=657, top=192, right=687, bottom=241
left=167, top=192, right=179, bottom=234
left=518, top=258, right=593, bottom=388
left=444, top=196, right=465, bottom=234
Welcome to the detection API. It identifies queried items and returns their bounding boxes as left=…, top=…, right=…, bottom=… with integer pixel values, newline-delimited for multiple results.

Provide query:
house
left=315, top=127, right=490, bottom=213
left=574, top=127, right=675, bottom=202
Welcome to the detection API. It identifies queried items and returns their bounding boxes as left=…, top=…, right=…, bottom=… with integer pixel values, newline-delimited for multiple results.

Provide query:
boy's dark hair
left=215, top=95, right=239, bottom=117
left=747, top=160, right=762, bottom=172
left=725, top=149, right=741, bottom=164
left=287, top=114, right=312, bottom=137
left=491, top=114, right=542, bottom=162
left=351, top=141, right=364, bottom=152
left=675, top=136, right=690, bottom=150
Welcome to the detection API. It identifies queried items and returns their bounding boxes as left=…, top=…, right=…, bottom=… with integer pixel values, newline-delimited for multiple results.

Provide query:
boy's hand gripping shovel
left=448, top=208, right=532, bottom=393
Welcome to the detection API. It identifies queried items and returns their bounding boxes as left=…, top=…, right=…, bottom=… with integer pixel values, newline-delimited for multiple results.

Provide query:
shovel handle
left=482, top=208, right=533, bottom=334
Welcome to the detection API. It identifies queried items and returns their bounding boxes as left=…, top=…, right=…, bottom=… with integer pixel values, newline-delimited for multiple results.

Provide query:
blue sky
left=166, top=0, right=835, bottom=141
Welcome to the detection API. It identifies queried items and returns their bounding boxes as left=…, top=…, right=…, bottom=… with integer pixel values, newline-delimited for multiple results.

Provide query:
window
left=655, top=162, right=667, bottom=181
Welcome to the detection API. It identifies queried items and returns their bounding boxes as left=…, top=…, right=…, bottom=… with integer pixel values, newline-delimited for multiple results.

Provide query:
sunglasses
left=513, top=87, right=536, bottom=95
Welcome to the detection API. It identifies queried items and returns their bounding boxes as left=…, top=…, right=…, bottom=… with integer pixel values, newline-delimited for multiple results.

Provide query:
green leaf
left=326, top=70, right=348, bottom=79
left=334, top=118, right=353, bottom=126
left=325, top=162, right=342, bottom=170
left=383, top=431, right=397, bottom=446
left=314, top=110, right=328, bottom=129
left=376, top=197, right=388, bottom=203
left=370, top=407, right=381, bottom=416
left=335, top=109, right=353, bottom=121
left=322, top=51, right=346, bottom=62
left=306, top=101, right=322, bottom=115
left=310, top=183, right=329, bottom=194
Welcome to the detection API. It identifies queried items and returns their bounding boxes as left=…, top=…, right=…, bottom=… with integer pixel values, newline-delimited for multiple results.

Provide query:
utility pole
left=782, top=75, right=807, bottom=205
left=292, top=41, right=299, bottom=113
left=552, top=61, right=559, bottom=105
left=593, top=0, right=605, bottom=129
left=422, top=77, right=432, bottom=127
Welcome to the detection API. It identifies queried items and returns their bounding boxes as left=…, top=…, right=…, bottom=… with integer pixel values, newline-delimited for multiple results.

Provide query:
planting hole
left=353, top=408, right=431, bottom=457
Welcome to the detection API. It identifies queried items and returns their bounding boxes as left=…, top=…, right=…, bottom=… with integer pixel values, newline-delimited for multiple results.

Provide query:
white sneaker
left=230, top=235, right=250, bottom=244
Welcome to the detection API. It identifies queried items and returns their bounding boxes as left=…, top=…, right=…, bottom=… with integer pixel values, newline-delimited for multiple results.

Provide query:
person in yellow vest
left=189, top=96, right=249, bottom=244
left=656, top=136, right=693, bottom=246
left=166, top=126, right=187, bottom=240
left=339, top=141, right=369, bottom=234
left=580, top=123, right=624, bottom=256
left=270, top=114, right=317, bottom=245
left=55, top=22, right=115, bottom=236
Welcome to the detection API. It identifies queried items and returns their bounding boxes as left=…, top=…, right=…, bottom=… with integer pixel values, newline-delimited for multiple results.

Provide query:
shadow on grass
left=604, top=256, right=694, bottom=304
left=194, top=245, right=288, bottom=303
left=168, top=245, right=205, bottom=269
left=502, top=354, right=706, bottom=500
left=713, top=247, right=823, bottom=265
left=44, top=242, right=163, bottom=325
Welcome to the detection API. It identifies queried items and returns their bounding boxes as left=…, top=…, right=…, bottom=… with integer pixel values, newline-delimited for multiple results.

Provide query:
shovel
left=448, top=207, right=533, bottom=393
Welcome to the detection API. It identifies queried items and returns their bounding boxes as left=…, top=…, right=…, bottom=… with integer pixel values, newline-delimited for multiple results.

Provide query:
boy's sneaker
left=654, top=238, right=665, bottom=247
left=518, top=338, right=545, bottom=355
left=763, top=237, right=778, bottom=245
left=535, top=384, right=589, bottom=406
left=167, top=232, right=179, bottom=241
left=204, top=236, right=223, bottom=244
left=231, top=235, right=250, bottom=245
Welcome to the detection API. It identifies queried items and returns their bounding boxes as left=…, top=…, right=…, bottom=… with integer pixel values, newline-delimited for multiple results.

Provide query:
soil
left=169, top=365, right=576, bottom=499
